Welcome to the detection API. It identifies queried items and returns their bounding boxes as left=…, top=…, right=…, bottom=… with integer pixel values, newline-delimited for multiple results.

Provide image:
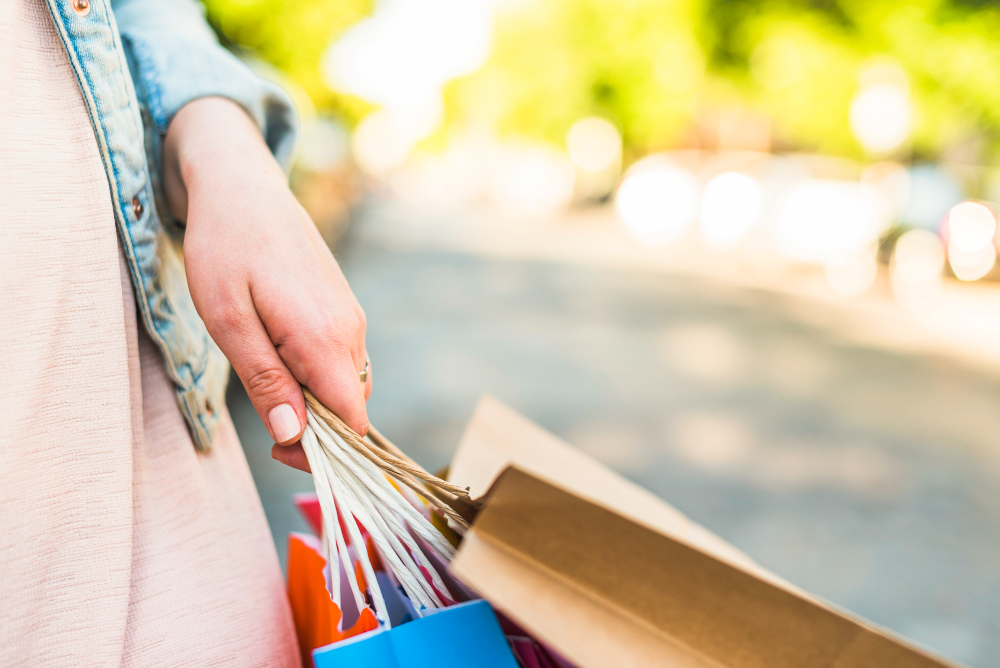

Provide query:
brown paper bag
left=446, top=396, right=958, bottom=668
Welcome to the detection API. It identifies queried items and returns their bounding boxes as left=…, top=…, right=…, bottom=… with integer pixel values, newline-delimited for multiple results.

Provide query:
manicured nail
left=269, top=403, right=300, bottom=443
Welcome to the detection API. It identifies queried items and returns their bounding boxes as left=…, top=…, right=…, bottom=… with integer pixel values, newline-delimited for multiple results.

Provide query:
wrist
left=163, top=97, right=284, bottom=220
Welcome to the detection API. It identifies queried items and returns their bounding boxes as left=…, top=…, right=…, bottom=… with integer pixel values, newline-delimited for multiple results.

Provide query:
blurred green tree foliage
left=203, top=0, right=375, bottom=115
left=203, top=0, right=1000, bottom=162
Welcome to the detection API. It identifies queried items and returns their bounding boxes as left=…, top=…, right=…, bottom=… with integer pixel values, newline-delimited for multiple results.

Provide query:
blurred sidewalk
left=232, top=198, right=1000, bottom=668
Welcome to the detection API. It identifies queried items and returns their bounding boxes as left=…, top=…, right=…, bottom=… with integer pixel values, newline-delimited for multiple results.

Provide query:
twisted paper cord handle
left=303, top=389, right=472, bottom=528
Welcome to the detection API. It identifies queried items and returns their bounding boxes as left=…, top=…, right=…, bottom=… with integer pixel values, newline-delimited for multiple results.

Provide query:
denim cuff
left=120, top=30, right=299, bottom=227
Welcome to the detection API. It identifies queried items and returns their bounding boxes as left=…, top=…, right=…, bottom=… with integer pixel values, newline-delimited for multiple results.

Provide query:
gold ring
left=359, top=356, right=370, bottom=383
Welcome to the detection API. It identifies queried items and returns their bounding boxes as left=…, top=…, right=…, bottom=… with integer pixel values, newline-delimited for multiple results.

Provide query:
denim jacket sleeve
left=79, top=0, right=298, bottom=451
left=111, top=0, right=299, bottom=227
left=45, top=0, right=291, bottom=451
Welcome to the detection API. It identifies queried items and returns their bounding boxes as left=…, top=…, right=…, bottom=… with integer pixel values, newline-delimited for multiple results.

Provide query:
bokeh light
left=488, top=143, right=575, bottom=218
left=699, top=172, right=763, bottom=249
left=323, top=0, right=493, bottom=171
left=850, top=84, right=911, bottom=155
left=351, top=109, right=414, bottom=176
left=947, top=202, right=996, bottom=253
left=615, top=161, right=699, bottom=246
left=565, top=117, right=622, bottom=174
left=892, top=229, right=945, bottom=309
left=850, top=64, right=912, bottom=155
left=322, top=0, right=491, bottom=109
left=775, top=180, right=882, bottom=263
left=948, top=240, right=996, bottom=282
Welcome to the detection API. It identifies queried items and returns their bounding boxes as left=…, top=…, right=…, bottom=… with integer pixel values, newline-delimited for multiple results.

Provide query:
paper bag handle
left=303, top=389, right=473, bottom=529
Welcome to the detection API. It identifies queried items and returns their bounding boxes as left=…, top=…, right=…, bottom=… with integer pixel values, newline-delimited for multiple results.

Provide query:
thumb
left=214, top=314, right=306, bottom=446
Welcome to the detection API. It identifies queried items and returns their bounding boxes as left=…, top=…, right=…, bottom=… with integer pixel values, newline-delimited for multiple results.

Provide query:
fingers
left=297, top=344, right=370, bottom=437
left=208, top=302, right=306, bottom=446
left=208, top=285, right=368, bottom=447
left=266, top=278, right=369, bottom=437
left=269, top=354, right=369, bottom=477
left=272, top=441, right=311, bottom=473
left=299, top=206, right=368, bottom=362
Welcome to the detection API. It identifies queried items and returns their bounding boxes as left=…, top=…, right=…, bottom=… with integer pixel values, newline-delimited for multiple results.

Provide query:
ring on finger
left=359, top=356, right=370, bottom=384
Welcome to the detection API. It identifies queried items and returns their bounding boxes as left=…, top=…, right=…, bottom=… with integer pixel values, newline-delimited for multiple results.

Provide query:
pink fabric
left=0, top=2, right=300, bottom=665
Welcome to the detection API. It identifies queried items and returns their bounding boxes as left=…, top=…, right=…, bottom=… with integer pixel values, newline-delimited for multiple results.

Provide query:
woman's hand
left=163, top=96, right=369, bottom=472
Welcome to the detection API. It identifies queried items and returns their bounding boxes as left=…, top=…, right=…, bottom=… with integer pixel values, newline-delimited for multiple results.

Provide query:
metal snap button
left=205, top=400, right=214, bottom=418
left=71, top=0, right=90, bottom=16
left=132, top=196, right=144, bottom=220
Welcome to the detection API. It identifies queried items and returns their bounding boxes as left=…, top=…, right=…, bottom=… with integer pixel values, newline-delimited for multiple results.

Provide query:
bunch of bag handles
left=300, top=389, right=477, bottom=627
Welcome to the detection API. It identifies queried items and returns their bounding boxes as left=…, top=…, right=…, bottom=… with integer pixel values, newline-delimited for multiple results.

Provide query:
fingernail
left=269, top=404, right=300, bottom=443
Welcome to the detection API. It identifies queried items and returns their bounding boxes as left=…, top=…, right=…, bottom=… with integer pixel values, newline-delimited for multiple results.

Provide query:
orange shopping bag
left=287, top=532, right=378, bottom=667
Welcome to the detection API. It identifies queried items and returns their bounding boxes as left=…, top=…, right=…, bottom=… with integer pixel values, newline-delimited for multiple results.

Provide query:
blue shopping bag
left=312, top=600, right=519, bottom=668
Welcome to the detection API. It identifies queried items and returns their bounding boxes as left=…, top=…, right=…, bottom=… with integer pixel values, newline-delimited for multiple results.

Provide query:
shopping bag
left=296, top=390, right=466, bottom=631
left=287, top=532, right=379, bottom=667
left=444, top=396, right=959, bottom=668
left=293, top=493, right=324, bottom=536
left=288, top=490, right=525, bottom=668
left=294, top=395, right=953, bottom=668
left=312, top=600, right=519, bottom=668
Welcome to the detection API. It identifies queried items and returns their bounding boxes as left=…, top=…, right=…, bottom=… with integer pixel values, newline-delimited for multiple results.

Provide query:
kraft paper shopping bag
left=446, top=396, right=959, bottom=668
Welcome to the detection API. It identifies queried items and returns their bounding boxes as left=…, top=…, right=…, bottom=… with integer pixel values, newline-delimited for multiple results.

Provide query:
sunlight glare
left=615, top=164, right=699, bottom=246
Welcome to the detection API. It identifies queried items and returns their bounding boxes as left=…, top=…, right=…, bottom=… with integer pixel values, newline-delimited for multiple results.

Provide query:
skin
left=162, top=96, right=368, bottom=473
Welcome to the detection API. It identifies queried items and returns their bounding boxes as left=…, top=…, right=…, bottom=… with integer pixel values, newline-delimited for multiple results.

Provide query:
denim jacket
left=44, top=0, right=298, bottom=450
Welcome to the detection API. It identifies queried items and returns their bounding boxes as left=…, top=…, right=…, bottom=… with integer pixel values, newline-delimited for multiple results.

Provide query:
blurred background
left=209, top=0, right=1000, bottom=665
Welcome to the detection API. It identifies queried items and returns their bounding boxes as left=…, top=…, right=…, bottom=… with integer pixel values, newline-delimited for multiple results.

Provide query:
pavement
left=229, top=198, right=1000, bottom=668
